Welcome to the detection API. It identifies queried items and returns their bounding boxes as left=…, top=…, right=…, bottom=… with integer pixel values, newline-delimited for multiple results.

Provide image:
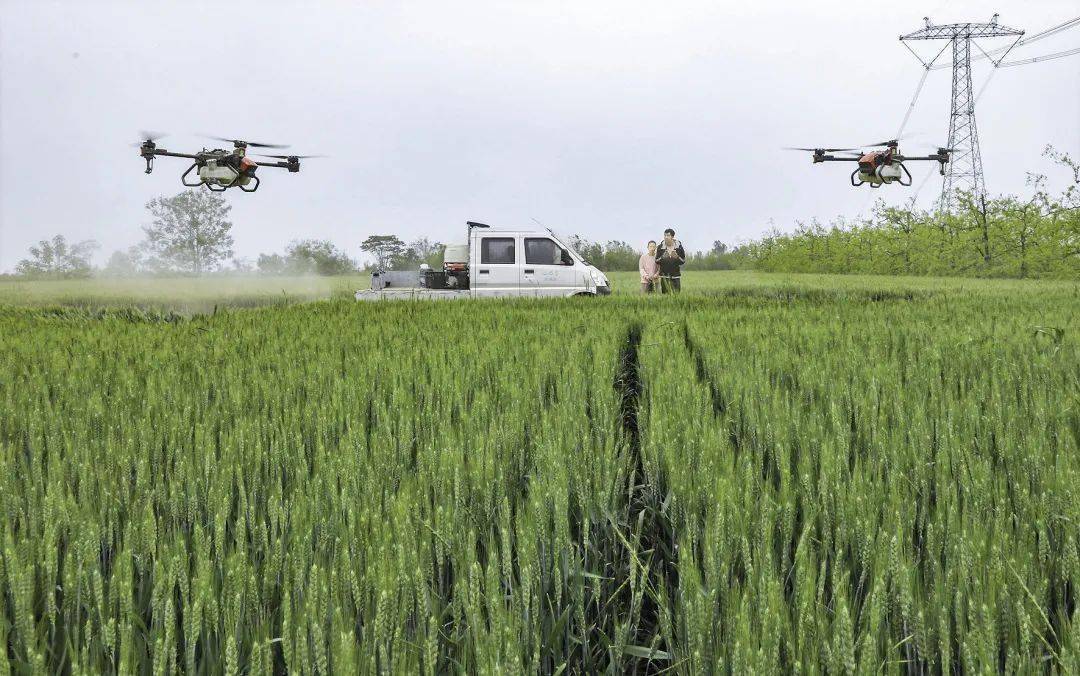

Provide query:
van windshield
left=548, top=233, right=584, bottom=264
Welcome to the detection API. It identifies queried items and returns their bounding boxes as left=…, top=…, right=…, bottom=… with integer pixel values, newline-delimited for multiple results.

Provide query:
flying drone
left=785, top=139, right=951, bottom=188
left=133, top=132, right=321, bottom=192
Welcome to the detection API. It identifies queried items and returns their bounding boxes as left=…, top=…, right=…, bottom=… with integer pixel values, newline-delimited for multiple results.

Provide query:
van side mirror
left=561, top=250, right=573, bottom=266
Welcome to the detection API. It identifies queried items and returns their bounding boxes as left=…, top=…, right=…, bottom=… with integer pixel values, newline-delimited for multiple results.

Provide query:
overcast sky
left=1, top=0, right=1077, bottom=270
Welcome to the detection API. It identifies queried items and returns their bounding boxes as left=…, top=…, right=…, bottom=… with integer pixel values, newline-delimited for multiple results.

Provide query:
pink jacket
left=639, top=254, right=659, bottom=283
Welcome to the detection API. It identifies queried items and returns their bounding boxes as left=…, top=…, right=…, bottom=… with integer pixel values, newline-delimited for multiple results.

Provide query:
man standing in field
left=655, top=228, right=685, bottom=293
left=639, top=241, right=660, bottom=293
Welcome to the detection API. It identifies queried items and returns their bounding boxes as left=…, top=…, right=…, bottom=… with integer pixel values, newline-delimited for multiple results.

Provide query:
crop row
left=642, top=291, right=1079, bottom=671
left=2, top=300, right=647, bottom=673
left=1, top=285, right=1078, bottom=673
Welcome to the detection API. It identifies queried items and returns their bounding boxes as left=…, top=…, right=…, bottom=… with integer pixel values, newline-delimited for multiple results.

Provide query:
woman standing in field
left=639, top=241, right=660, bottom=293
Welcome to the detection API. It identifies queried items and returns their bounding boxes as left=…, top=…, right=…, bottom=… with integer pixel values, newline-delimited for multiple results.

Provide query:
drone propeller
left=130, top=130, right=167, bottom=147
left=254, top=154, right=325, bottom=160
left=783, top=146, right=863, bottom=152
left=785, top=132, right=930, bottom=154
left=864, top=131, right=931, bottom=147
left=858, top=139, right=900, bottom=148
left=906, top=142, right=954, bottom=152
left=203, top=135, right=290, bottom=149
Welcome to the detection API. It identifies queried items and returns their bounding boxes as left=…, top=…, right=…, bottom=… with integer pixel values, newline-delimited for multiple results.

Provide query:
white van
left=356, top=222, right=611, bottom=300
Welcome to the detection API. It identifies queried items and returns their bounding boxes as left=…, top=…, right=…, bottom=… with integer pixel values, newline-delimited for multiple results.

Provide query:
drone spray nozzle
left=140, top=146, right=155, bottom=173
left=936, top=148, right=952, bottom=175
left=134, top=139, right=158, bottom=173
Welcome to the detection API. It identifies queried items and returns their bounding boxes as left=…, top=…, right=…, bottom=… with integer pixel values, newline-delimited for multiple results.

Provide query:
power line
left=998, top=46, right=1080, bottom=68
left=971, top=44, right=1078, bottom=104
left=896, top=68, right=930, bottom=139
left=930, top=16, right=1079, bottom=70
left=1001, top=16, right=1078, bottom=48
left=973, top=66, right=998, bottom=104
left=896, top=41, right=951, bottom=139
left=909, top=163, right=937, bottom=207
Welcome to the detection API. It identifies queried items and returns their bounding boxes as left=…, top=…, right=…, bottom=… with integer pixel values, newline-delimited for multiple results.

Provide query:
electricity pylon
left=900, top=15, right=1023, bottom=212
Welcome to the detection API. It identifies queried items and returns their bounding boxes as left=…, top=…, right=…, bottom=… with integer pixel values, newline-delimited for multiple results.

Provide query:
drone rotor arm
left=148, top=149, right=202, bottom=161
left=139, top=147, right=203, bottom=175
left=250, top=154, right=309, bottom=173
left=251, top=159, right=298, bottom=171
left=892, top=154, right=949, bottom=162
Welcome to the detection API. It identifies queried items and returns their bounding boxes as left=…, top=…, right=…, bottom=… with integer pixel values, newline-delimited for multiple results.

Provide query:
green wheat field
left=1, top=272, right=1078, bottom=673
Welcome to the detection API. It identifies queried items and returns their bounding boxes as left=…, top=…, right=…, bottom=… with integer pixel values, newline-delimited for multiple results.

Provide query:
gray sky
left=1, top=0, right=1077, bottom=271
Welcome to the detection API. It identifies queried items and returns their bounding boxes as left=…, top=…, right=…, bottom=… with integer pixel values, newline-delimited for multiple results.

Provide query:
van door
left=521, top=237, right=581, bottom=297
left=473, top=235, right=520, bottom=297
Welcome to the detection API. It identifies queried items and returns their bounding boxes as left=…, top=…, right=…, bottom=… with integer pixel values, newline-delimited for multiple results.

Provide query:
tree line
left=742, top=147, right=1079, bottom=279
left=563, top=236, right=747, bottom=271
left=11, top=148, right=1078, bottom=279
left=568, top=148, right=1079, bottom=279
left=11, top=192, right=445, bottom=278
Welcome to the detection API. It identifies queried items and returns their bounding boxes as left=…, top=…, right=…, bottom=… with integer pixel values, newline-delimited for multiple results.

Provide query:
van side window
left=480, top=238, right=515, bottom=264
left=525, top=238, right=570, bottom=265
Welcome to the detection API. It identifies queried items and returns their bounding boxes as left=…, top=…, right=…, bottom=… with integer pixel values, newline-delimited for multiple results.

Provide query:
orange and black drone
left=133, top=132, right=321, bottom=192
left=786, top=139, right=951, bottom=188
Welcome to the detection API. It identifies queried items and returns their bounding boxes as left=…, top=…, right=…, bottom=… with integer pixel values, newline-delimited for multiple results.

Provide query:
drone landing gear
left=850, top=170, right=886, bottom=188
left=218, top=173, right=260, bottom=192
left=181, top=163, right=202, bottom=187
left=897, top=163, right=913, bottom=187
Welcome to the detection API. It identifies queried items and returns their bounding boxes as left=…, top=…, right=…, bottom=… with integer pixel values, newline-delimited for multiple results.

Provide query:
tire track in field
left=423, top=323, right=681, bottom=672
left=682, top=321, right=742, bottom=462
left=605, top=322, right=680, bottom=671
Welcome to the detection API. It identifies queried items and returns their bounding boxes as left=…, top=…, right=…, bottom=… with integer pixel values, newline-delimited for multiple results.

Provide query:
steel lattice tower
left=900, top=16, right=1023, bottom=211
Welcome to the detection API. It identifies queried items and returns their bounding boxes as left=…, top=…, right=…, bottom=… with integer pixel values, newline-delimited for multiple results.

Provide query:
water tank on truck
left=442, top=242, right=469, bottom=289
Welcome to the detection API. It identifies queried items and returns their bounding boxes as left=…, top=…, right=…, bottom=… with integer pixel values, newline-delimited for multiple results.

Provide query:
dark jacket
left=656, top=240, right=685, bottom=277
